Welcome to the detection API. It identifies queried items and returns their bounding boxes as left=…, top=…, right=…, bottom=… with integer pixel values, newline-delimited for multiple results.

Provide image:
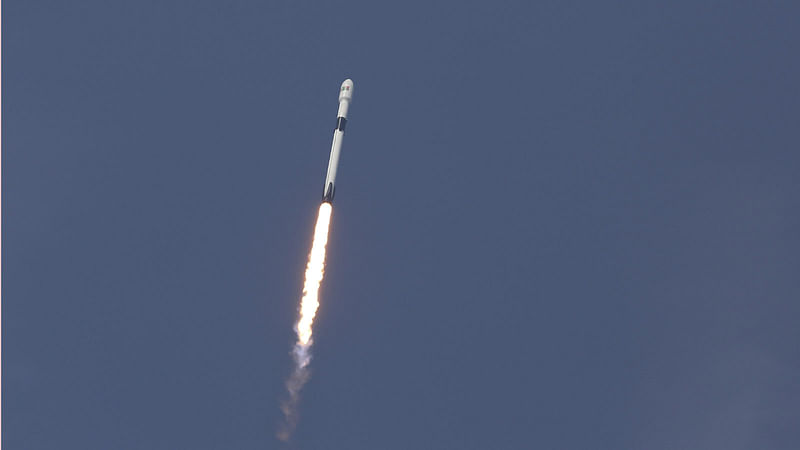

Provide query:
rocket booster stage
left=322, top=79, right=354, bottom=203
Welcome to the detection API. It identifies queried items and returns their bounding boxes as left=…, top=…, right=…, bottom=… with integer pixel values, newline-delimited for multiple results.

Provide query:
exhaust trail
left=278, top=202, right=333, bottom=442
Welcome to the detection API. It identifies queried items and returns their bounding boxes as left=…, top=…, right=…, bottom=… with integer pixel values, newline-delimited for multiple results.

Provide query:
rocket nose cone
left=339, top=79, right=354, bottom=102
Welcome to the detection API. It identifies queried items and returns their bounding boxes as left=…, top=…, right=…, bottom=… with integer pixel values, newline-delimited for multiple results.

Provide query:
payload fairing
left=322, top=79, right=354, bottom=203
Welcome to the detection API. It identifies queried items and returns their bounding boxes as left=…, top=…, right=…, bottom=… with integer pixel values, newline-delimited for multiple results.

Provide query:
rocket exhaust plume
left=278, top=202, right=333, bottom=442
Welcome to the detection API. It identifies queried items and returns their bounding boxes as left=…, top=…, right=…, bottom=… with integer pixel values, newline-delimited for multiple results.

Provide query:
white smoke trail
left=278, top=202, right=333, bottom=442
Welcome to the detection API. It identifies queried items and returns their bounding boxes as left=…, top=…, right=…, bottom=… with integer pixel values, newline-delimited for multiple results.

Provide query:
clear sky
left=4, top=1, right=800, bottom=449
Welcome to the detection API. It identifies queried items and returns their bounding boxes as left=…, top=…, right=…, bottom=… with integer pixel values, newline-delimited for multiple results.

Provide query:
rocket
left=322, top=79, right=354, bottom=203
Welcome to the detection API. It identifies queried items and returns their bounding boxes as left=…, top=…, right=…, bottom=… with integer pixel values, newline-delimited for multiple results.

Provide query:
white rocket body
left=322, top=79, right=353, bottom=203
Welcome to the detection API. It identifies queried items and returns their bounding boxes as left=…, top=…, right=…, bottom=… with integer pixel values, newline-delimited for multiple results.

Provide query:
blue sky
left=4, top=1, right=800, bottom=448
